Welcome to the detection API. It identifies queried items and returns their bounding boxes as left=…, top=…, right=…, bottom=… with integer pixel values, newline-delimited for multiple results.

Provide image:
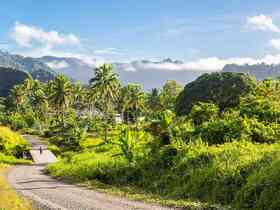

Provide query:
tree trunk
left=104, top=104, right=109, bottom=143
left=104, top=122, right=108, bottom=143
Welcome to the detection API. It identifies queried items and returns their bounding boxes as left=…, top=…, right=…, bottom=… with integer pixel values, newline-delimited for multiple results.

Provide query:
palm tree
left=72, top=82, right=86, bottom=110
left=10, top=85, right=27, bottom=112
left=48, top=75, right=73, bottom=125
left=122, top=84, right=145, bottom=124
left=146, top=88, right=161, bottom=113
left=89, top=64, right=120, bottom=142
left=30, top=80, right=49, bottom=121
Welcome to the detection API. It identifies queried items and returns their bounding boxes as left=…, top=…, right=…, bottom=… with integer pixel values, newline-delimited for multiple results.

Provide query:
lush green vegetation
left=0, top=126, right=30, bottom=164
left=2, top=64, right=280, bottom=209
left=0, top=127, right=31, bottom=209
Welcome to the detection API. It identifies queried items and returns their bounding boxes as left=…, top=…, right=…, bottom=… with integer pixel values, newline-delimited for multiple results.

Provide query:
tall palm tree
left=49, top=75, right=73, bottom=124
left=72, top=82, right=86, bottom=110
left=90, top=64, right=120, bottom=142
left=122, top=84, right=145, bottom=123
left=30, top=80, right=49, bottom=121
left=10, top=85, right=27, bottom=112
left=146, top=88, right=161, bottom=113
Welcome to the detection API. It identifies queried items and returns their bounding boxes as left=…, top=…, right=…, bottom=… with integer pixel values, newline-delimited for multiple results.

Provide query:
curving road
left=8, top=135, right=177, bottom=210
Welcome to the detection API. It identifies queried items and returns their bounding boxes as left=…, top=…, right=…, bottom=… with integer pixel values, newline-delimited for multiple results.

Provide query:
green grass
left=79, top=180, right=229, bottom=210
left=0, top=153, right=31, bottom=165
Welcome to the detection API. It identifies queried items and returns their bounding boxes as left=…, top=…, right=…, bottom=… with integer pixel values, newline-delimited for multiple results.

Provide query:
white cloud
left=247, top=14, right=280, bottom=33
left=22, top=46, right=103, bottom=66
left=270, top=38, right=280, bottom=50
left=9, top=22, right=107, bottom=66
left=94, top=48, right=123, bottom=55
left=46, top=60, right=69, bottom=69
left=10, top=22, right=80, bottom=48
left=119, top=54, right=280, bottom=72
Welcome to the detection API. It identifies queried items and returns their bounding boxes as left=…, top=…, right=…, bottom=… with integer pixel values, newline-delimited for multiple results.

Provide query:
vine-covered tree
left=175, top=72, right=256, bottom=115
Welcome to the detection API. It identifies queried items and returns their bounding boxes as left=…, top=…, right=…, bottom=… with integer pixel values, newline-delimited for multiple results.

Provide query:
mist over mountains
left=38, top=55, right=210, bottom=89
left=1, top=50, right=280, bottom=93
left=223, top=63, right=280, bottom=80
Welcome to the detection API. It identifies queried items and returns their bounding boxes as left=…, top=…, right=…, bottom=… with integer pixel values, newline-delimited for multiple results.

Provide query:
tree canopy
left=175, top=72, right=256, bottom=115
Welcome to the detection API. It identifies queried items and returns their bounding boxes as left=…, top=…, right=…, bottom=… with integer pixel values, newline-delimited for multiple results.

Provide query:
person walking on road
left=39, top=146, right=43, bottom=154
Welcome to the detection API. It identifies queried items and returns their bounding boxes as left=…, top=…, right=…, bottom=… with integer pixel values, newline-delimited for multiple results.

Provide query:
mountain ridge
left=223, top=63, right=280, bottom=80
left=0, top=51, right=56, bottom=81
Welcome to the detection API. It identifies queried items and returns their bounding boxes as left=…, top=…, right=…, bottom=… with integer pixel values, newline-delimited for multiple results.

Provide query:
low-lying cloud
left=118, top=54, right=280, bottom=72
left=46, top=60, right=70, bottom=69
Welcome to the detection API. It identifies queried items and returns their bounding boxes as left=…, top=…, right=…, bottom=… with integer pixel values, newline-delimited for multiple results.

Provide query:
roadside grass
left=0, top=154, right=31, bottom=165
left=0, top=164, right=32, bottom=210
left=78, top=179, right=230, bottom=210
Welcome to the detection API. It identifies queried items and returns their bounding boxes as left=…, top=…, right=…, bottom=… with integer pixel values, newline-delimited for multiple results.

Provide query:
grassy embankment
left=0, top=126, right=32, bottom=210
left=47, top=134, right=280, bottom=210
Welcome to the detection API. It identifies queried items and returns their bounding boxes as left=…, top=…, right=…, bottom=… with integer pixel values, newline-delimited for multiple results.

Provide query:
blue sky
left=1, top=0, right=280, bottom=69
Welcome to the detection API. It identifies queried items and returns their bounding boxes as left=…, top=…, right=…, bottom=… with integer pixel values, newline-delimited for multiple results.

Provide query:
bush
left=197, top=114, right=245, bottom=145
left=189, top=102, right=219, bottom=125
left=235, top=158, right=280, bottom=210
left=6, top=113, right=28, bottom=130
left=0, top=126, right=29, bottom=158
left=0, top=153, right=30, bottom=164
left=240, top=95, right=280, bottom=123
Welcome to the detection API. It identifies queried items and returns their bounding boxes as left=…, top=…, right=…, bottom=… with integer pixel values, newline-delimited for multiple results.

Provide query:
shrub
left=235, top=158, right=280, bottom=210
left=0, top=126, right=29, bottom=158
left=243, top=118, right=280, bottom=143
left=189, top=102, right=219, bottom=125
left=240, top=95, right=280, bottom=123
left=6, top=113, right=28, bottom=130
left=197, top=116, right=244, bottom=145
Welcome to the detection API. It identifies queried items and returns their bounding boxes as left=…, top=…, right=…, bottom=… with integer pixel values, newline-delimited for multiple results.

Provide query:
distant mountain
left=0, top=67, right=28, bottom=97
left=223, top=63, right=280, bottom=80
left=39, top=56, right=208, bottom=89
left=38, top=56, right=93, bottom=83
left=113, top=59, right=208, bottom=89
left=0, top=51, right=55, bottom=81
left=0, top=51, right=216, bottom=90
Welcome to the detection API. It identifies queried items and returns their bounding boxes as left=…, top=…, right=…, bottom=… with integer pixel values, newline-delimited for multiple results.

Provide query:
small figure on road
left=39, top=146, right=43, bottom=154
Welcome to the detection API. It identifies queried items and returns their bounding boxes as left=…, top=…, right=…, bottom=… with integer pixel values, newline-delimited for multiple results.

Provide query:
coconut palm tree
left=10, top=85, right=27, bottom=112
left=89, top=64, right=120, bottom=142
left=146, top=88, right=161, bottom=113
left=72, top=82, right=86, bottom=110
left=30, top=80, right=49, bottom=121
left=48, top=75, right=73, bottom=125
left=122, top=84, right=145, bottom=124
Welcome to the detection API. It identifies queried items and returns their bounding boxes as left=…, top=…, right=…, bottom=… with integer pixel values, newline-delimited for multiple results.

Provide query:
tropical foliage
left=2, top=65, right=280, bottom=209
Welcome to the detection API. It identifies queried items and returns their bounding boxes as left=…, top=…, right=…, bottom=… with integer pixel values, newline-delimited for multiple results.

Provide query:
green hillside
left=0, top=67, right=28, bottom=97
